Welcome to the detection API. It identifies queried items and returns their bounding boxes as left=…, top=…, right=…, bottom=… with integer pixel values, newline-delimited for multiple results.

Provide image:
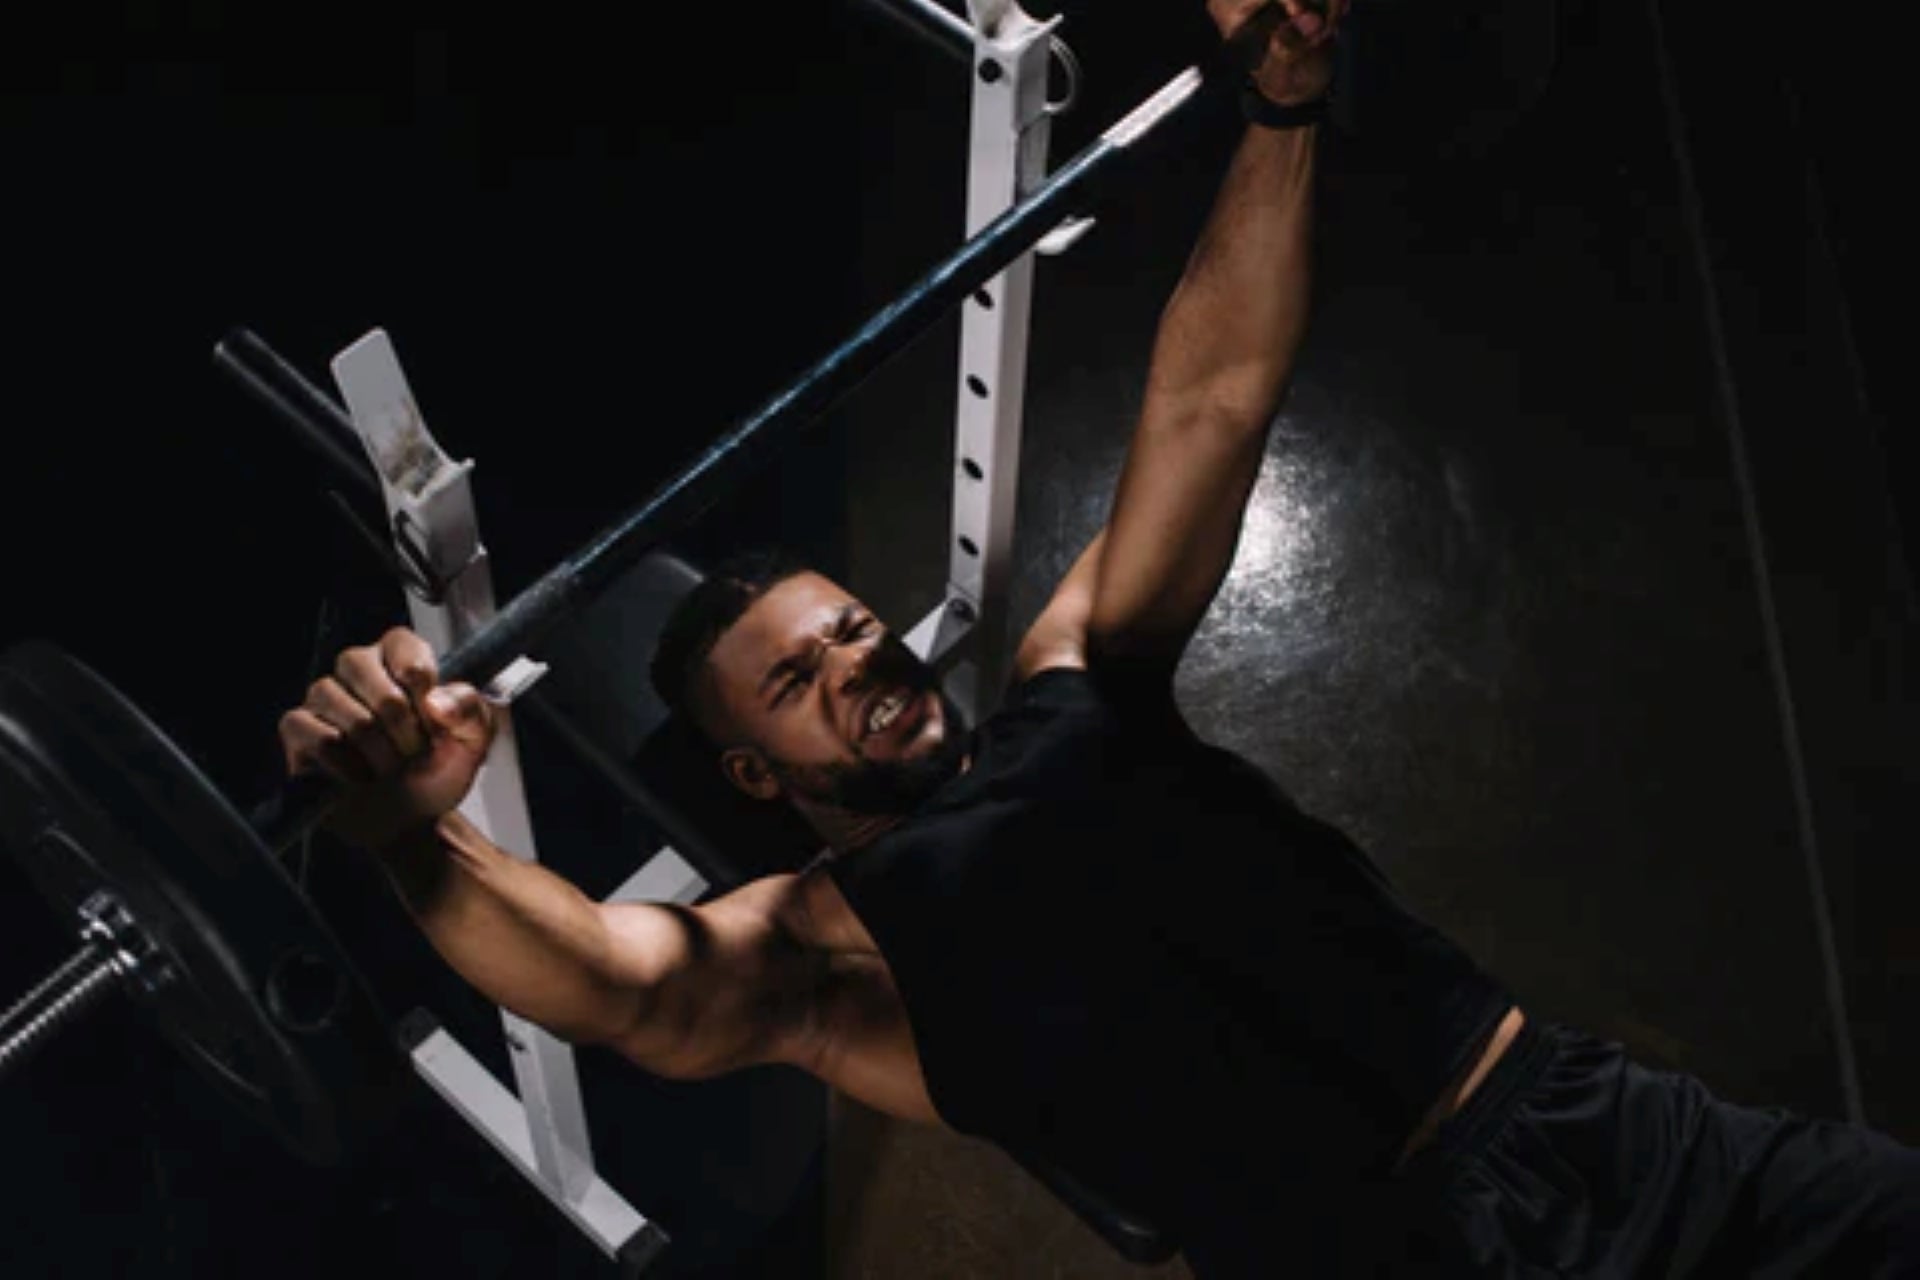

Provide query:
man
left=281, top=2, right=1920, bottom=1274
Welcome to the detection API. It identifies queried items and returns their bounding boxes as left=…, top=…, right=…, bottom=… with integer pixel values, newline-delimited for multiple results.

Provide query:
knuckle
left=336, top=711, right=381, bottom=752
left=372, top=690, right=414, bottom=726
left=384, top=630, right=437, bottom=687
left=304, top=678, right=337, bottom=713
left=383, top=626, right=427, bottom=658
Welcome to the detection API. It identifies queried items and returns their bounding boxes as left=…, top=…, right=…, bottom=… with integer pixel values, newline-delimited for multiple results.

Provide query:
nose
left=828, top=629, right=879, bottom=698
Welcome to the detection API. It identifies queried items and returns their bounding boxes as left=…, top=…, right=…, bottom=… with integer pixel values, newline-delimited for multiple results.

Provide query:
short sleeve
left=997, top=665, right=1191, bottom=740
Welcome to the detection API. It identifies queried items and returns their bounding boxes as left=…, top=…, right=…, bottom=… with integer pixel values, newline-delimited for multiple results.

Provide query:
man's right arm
left=283, top=628, right=813, bottom=1078
left=279, top=626, right=938, bottom=1117
left=379, top=817, right=940, bottom=1120
left=376, top=812, right=813, bottom=1078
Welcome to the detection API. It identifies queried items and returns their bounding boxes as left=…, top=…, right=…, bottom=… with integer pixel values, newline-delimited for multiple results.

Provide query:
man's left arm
left=1015, top=1, right=1335, bottom=687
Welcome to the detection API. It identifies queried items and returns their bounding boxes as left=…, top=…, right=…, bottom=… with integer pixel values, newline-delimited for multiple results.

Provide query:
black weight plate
left=0, top=641, right=406, bottom=1165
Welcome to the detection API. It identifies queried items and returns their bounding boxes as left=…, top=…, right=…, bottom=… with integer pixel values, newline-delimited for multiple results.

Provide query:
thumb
left=422, top=683, right=494, bottom=743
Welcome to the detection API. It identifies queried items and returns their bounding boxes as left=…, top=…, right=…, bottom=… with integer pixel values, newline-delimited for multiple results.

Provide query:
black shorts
left=1377, top=1018, right=1920, bottom=1277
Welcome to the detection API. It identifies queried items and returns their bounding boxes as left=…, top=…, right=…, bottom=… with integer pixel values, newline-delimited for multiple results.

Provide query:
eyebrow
left=759, top=602, right=860, bottom=701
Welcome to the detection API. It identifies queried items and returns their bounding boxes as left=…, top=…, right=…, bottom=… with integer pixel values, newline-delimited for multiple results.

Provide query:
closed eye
left=772, top=668, right=812, bottom=706
left=770, top=612, right=877, bottom=708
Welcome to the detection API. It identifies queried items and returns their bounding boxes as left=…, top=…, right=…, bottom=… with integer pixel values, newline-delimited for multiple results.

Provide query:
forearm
left=1143, top=123, right=1316, bottom=424
left=1053, top=530, right=1108, bottom=622
left=378, top=812, right=631, bottom=1044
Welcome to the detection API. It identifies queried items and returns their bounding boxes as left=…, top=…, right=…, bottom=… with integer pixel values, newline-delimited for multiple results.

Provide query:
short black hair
left=649, top=547, right=812, bottom=743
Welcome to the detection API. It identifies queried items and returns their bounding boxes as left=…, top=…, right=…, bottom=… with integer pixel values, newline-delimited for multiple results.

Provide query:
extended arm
left=381, top=819, right=939, bottom=1120
left=378, top=813, right=809, bottom=1076
left=1015, top=6, right=1331, bottom=686
left=1087, top=122, right=1314, bottom=672
left=281, top=628, right=940, bottom=1121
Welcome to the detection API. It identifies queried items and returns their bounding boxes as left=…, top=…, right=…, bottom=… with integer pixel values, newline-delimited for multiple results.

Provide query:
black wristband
left=1240, top=81, right=1329, bottom=130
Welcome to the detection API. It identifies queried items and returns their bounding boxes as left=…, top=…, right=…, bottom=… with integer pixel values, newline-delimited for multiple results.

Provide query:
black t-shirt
left=825, top=668, right=1513, bottom=1266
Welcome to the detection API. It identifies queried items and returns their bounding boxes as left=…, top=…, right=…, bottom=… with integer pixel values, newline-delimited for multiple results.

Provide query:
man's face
left=703, top=573, right=969, bottom=817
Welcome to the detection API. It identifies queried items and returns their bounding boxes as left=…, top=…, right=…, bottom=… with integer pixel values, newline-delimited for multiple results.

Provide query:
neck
left=811, top=809, right=907, bottom=854
left=798, top=752, right=974, bottom=855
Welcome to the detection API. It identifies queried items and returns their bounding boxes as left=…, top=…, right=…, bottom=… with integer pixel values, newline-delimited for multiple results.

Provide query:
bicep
left=1089, top=407, right=1269, bottom=672
left=598, top=887, right=941, bottom=1124
left=597, top=879, right=815, bottom=1079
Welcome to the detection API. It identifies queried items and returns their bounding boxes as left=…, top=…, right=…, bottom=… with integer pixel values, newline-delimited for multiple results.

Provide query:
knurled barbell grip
left=236, top=12, right=1278, bottom=856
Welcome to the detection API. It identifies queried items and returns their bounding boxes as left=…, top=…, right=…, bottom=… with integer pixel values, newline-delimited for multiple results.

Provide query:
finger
left=335, top=643, right=427, bottom=761
left=1221, top=1, right=1287, bottom=69
left=306, top=677, right=404, bottom=777
left=379, top=627, right=439, bottom=703
left=1240, top=1, right=1312, bottom=57
left=422, top=682, right=494, bottom=748
left=1271, top=19, right=1311, bottom=55
left=316, top=734, right=378, bottom=786
left=280, top=706, right=336, bottom=775
left=1315, top=0, right=1349, bottom=44
left=1281, top=1, right=1324, bottom=43
left=1208, top=0, right=1269, bottom=33
left=279, top=708, right=374, bottom=785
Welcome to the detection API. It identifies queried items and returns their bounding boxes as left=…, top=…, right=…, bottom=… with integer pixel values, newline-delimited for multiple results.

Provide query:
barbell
left=0, top=17, right=1277, bottom=1167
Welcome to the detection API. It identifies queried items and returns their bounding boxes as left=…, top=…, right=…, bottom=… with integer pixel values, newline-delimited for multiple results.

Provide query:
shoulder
left=1000, top=660, right=1189, bottom=740
left=1001, top=659, right=1104, bottom=718
left=1011, top=633, right=1088, bottom=686
left=733, top=866, right=880, bottom=956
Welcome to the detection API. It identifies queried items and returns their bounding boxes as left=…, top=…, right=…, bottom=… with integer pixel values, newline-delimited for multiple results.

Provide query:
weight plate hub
left=0, top=641, right=405, bottom=1164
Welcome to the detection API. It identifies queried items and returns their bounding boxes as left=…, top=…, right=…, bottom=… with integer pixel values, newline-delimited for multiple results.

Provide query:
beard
left=767, top=632, right=973, bottom=818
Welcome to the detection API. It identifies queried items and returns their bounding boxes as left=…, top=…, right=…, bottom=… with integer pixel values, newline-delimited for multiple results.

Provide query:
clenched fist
left=279, top=627, right=496, bottom=850
left=1209, top=0, right=1349, bottom=107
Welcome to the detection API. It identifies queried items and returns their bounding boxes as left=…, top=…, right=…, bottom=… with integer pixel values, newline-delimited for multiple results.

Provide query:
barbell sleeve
left=0, top=947, right=122, bottom=1081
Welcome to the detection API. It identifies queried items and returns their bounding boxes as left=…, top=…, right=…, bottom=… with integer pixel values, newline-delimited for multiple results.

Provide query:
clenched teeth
left=868, top=693, right=907, bottom=735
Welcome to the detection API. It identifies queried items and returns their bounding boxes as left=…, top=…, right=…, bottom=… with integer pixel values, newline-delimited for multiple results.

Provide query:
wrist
left=1240, top=80, right=1329, bottom=130
left=374, top=816, right=457, bottom=913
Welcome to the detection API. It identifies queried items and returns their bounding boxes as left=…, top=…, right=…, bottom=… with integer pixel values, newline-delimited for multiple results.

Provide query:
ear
left=720, top=747, right=783, bottom=802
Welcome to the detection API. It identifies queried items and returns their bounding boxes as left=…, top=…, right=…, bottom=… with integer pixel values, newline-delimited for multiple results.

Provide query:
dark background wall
left=1, top=1, right=1911, bottom=1277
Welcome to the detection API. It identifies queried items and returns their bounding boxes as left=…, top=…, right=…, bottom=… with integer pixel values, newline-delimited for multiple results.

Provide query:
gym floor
left=0, top=2, right=1911, bottom=1277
